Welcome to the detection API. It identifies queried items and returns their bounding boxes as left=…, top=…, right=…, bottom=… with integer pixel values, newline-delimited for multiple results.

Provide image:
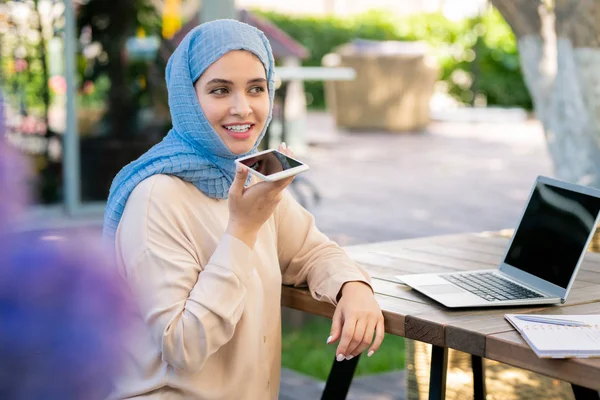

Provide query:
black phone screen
left=238, top=151, right=302, bottom=176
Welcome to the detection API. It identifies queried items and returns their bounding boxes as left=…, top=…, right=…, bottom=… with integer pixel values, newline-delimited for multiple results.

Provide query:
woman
left=103, top=19, right=384, bottom=399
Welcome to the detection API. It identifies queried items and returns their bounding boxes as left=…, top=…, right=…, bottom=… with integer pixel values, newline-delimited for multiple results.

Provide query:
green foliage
left=0, top=1, right=48, bottom=116
left=282, top=316, right=405, bottom=380
left=257, top=8, right=532, bottom=110
left=472, top=10, right=531, bottom=109
left=1, top=0, right=161, bottom=118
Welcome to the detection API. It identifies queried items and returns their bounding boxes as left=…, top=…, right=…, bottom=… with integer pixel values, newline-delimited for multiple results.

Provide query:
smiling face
left=194, top=50, right=270, bottom=155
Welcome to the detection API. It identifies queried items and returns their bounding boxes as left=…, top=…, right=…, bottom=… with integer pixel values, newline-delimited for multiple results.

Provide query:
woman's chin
left=228, top=141, right=255, bottom=156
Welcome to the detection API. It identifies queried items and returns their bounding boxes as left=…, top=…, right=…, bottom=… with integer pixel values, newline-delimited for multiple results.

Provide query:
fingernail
left=346, top=355, right=354, bottom=360
left=367, top=350, right=375, bottom=357
left=326, top=336, right=333, bottom=344
left=236, top=164, right=242, bottom=172
left=281, top=142, right=287, bottom=150
left=336, top=354, right=345, bottom=362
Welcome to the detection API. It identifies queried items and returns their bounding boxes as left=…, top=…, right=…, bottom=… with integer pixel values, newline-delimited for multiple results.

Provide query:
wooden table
left=281, top=232, right=600, bottom=400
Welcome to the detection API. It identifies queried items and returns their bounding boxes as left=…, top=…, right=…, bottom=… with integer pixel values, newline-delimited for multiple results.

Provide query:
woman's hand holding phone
left=226, top=144, right=295, bottom=248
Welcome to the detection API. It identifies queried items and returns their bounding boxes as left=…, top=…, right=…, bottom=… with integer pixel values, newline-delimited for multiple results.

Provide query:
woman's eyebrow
left=205, top=78, right=266, bottom=85
left=248, top=78, right=267, bottom=84
left=206, top=78, right=233, bottom=85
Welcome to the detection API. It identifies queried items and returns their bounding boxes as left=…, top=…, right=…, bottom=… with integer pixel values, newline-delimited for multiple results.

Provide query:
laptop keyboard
left=442, top=272, right=544, bottom=302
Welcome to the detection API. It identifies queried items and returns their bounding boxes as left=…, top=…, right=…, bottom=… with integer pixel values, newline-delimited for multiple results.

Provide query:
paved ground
left=280, top=368, right=406, bottom=400
left=301, top=111, right=552, bottom=246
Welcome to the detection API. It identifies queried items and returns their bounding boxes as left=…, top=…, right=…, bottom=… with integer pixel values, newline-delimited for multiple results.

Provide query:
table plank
left=403, top=303, right=542, bottom=352
left=486, top=330, right=600, bottom=390
left=365, top=248, right=494, bottom=271
left=411, top=282, right=600, bottom=357
left=358, top=261, right=600, bottom=293
left=420, top=233, right=600, bottom=275
left=280, top=285, right=432, bottom=337
left=397, top=243, right=600, bottom=275
left=343, top=233, right=473, bottom=253
left=375, top=295, right=433, bottom=336
left=370, top=277, right=431, bottom=304
left=577, top=259, right=600, bottom=279
left=281, top=286, right=336, bottom=320
left=483, top=301, right=600, bottom=389
left=351, top=237, right=600, bottom=285
left=348, top=252, right=457, bottom=275
left=404, top=314, right=445, bottom=347
left=419, top=306, right=546, bottom=356
left=561, top=284, right=600, bottom=304
left=400, top=244, right=504, bottom=265
left=442, top=233, right=509, bottom=252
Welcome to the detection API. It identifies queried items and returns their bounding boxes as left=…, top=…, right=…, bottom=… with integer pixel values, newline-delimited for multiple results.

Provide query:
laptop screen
left=504, top=180, right=600, bottom=288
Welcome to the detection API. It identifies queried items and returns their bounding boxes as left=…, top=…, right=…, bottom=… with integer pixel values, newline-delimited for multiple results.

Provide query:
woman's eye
left=210, top=88, right=229, bottom=95
left=249, top=86, right=266, bottom=94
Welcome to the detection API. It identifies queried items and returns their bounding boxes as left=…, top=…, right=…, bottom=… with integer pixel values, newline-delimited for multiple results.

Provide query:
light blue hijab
left=103, top=19, right=275, bottom=243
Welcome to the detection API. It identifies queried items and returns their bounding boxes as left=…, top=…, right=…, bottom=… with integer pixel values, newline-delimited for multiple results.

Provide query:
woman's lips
left=222, top=124, right=255, bottom=139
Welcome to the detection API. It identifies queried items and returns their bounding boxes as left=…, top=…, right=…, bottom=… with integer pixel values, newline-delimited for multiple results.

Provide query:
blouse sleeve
left=274, top=190, right=372, bottom=305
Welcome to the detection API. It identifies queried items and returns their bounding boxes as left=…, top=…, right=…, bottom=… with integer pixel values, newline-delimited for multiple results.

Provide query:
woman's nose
left=230, top=94, right=252, bottom=117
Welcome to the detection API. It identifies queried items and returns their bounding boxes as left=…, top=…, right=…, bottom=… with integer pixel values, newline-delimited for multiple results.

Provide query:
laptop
left=396, top=176, right=600, bottom=308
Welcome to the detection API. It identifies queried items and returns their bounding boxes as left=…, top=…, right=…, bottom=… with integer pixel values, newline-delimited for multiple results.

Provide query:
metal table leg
left=572, top=384, right=600, bottom=400
left=321, top=355, right=360, bottom=400
left=471, top=355, right=486, bottom=400
left=429, top=345, right=448, bottom=400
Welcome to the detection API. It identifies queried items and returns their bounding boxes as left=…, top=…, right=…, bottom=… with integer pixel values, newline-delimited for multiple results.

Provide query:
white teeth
left=225, top=124, right=251, bottom=132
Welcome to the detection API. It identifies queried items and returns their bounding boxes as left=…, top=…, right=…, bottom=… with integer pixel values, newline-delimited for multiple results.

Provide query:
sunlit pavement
left=302, top=111, right=552, bottom=246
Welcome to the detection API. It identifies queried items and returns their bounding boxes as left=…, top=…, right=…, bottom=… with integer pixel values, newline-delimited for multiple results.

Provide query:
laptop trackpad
left=420, top=284, right=465, bottom=295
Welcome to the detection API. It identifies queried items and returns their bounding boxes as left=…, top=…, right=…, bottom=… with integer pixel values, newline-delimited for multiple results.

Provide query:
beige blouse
left=108, top=174, right=371, bottom=399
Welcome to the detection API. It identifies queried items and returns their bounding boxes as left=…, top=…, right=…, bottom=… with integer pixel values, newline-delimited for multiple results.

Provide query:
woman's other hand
left=226, top=143, right=294, bottom=248
left=327, top=282, right=385, bottom=361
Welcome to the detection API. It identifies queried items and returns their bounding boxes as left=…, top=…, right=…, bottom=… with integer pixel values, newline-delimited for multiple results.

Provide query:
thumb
left=327, top=307, right=343, bottom=345
left=229, top=164, right=248, bottom=198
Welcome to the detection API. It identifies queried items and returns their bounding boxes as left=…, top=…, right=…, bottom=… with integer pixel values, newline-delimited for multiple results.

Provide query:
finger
left=229, top=164, right=248, bottom=198
left=336, top=317, right=357, bottom=362
left=327, top=307, right=343, bottom=345
left=244, top=179, right=287, bottom=200
left=367, top=318, right=385, bottom=358
left=273, top=175, right=295, bottom=189
left=278, top=141, right=295, bottom=158
left=345, top=319, right=367, bottom=359
left=285, top=145, right=295, bottom=157
left=353, top=319, right=377, bottom=357
left=261, top=175, right=294, bottom=194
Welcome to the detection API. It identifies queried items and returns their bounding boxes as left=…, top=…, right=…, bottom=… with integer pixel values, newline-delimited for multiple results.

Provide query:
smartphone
left=235, top=149, right=309, bottom=181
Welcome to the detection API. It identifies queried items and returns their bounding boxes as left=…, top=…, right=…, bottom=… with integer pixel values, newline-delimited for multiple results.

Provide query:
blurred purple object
left=0, top=93, right=30, bottom=231
left=0, top=93, right=133, bottom=400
